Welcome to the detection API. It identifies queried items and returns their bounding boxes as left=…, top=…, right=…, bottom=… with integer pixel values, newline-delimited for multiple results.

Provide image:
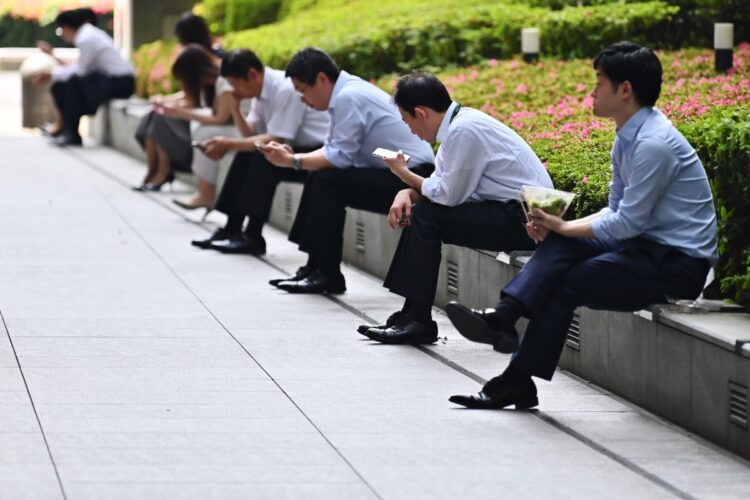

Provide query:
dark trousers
left=50, top=73, right=134, bottom=137
left=215, top=151, right=308, bottom=221
left=289, top=164, right=434, bottom=275
left=384, top=200, right=534, bottom=305
left=503, top=233, right=710, bottom=380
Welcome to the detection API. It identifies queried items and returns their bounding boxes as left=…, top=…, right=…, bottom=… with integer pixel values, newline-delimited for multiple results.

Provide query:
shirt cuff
left=421, top=176, right=438, bottom=200
left=322, top=144, right=349, bottom=168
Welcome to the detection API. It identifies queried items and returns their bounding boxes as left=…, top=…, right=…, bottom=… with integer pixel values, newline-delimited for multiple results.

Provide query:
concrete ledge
left=97, top=104, right=750, bottom=460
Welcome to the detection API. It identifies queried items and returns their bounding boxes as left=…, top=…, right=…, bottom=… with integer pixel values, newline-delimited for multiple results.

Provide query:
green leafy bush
left=130, top=39, right=180, bottom=97
left=682, top=109, right=750, bottom=307
left=200, top=0, right=283, bottom=34
left=222, top=0, right=679, bottom=78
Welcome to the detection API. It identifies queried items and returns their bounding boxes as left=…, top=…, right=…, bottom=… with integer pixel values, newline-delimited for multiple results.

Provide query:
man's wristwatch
left=291, top=153, right=302, bottom=170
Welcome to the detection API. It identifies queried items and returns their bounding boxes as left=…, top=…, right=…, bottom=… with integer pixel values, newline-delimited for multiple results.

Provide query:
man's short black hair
left=285, top=47, right=340, bottom=86
left=593, top=41, right=662, bottom=107
left=55, top=10, right=87, bottom=30
left=75, top=8, right=97, bottom=26
left=393, top=71, right=452, bottom=116
left=220, top=49, right=265, bottom=78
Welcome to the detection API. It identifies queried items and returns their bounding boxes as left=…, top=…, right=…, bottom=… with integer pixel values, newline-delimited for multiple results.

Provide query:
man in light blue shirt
left=447, top=42, right=717, bottom=410
left=262, top=48, right=435, bottom=294
left=359, top=72, right=552, bottom=345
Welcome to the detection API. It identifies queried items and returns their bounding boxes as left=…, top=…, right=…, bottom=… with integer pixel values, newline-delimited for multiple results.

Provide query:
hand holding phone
left=191, top=141, right=207, bottom=151
left=372, top=147, right=411, bottom=163
left=254, top=140, right=268, bottom=151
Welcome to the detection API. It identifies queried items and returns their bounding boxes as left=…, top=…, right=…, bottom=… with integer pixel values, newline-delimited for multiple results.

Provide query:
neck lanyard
left=449, top=103, right=462, bottom=124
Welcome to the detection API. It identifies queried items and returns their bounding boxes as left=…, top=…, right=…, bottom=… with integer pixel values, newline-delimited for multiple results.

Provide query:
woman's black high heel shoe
left=141, top=172, right=175, bottom=192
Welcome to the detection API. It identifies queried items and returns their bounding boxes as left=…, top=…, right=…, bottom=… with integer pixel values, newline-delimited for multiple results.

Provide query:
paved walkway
left=1, top=133, right=750, bottom=500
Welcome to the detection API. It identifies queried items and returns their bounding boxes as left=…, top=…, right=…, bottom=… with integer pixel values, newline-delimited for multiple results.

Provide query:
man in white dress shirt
left=190, top=49, right=329, bottom=254
left=34, top=10, right=134, bottom=146
left=361, top=72, right=553, bottom=345
left=261, top=48, right=435, bottom=295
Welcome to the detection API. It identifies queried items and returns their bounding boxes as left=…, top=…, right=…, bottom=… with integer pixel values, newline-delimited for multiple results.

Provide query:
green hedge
left=200, top=0, right=283, bottom=34
left=681, top=109, right=750, bottom=307
left=222, top=0, right=679, bottom=78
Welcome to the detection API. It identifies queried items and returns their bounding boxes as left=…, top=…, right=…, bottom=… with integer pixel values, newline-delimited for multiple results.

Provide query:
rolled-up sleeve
left=421, top=128, right=484, bottom=206
left=323, top=94, right=364, bottom=168
left=592, top=138, right=673, bottom=240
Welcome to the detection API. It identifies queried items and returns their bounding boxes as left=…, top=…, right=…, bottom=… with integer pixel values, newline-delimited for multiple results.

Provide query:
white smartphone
left=191, top=140, right=206, bottom=151
left=254, top=140, right=268, bottom=151
left=372, top=147, right=411, bottom=162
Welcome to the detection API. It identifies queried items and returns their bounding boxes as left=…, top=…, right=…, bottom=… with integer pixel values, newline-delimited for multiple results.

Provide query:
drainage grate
left=566, top=312, right=581, bottom=351
left=446, top=260, right=459, bottom=296
left=355, top=222, right=366, bottom=254
left=284, top=192, right=293, bottom=220
left=729, top=381, right=749, bottom=428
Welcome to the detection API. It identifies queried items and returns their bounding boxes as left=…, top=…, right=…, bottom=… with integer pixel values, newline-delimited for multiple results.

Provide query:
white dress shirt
left=246, top=67, right=329, bottom=148
left=422, top=102, right=553, bottom=206
left=323, top=71, right=434, bottom=168
left=52, top=23, right=133, bottom=82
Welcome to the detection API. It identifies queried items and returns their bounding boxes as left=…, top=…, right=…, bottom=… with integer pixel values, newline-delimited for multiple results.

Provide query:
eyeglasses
left=294, top=83, right=312, bottom=97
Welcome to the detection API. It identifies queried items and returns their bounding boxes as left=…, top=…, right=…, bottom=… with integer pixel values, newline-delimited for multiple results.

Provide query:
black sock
left=244, top=218, right=264, bottom=239
left=400, top=299, right=412, bottom=314
left=225, top=213, right=244, bottom=233
left=304, top=255, right=319, bottom=270
left=319, top=261, right=341, bottom=277
left=409, top=300, right=432, bottom=323
left=502, top=364, right=532, bottom=386
left=495, top=296, right=526, bottom=323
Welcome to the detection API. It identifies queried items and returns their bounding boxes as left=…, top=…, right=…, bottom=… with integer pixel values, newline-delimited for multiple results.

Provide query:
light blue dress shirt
left=592, top=107, right=718, bottom=264
left=323, top=71, right=434, bottom=168
left=422, top=102, right=553, bottom=206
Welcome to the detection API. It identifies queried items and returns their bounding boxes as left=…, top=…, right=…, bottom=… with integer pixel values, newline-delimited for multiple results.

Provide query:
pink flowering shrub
left=379, top=46, right=750, bottom=218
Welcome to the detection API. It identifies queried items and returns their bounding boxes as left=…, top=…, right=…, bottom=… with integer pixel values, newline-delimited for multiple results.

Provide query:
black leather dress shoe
left=209, top=234, right=266, bottom=255
left=276, top=270, right=346, bottom=294
left=449, top=375, right=538, bottom=410
left=364, top=316, right=438, bottom=345
left=445, top=301, right=519, bottom=353
left=357, top=310, right=405, bottom=336
left=191, top=228, right=234, bottom=249
left=269, top=264, right=315, bottom=287
left=50, top=133, right=83, bottom=147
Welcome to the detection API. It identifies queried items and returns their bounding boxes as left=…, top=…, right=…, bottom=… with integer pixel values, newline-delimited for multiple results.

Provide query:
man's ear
left=619, top=80, right=634, bottom=101
left=414, top=106, right=429, bottom=120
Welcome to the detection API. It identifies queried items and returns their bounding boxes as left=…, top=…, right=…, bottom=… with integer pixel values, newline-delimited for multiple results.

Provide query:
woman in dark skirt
left=132, top=13, right=224, bottom=191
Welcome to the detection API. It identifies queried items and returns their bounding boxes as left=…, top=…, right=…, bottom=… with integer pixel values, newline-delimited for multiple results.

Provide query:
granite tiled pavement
left=1, top=133, right=749, bottom=500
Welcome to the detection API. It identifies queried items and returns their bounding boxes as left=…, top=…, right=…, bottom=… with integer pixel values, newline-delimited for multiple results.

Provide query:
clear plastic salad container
left=520, top=185, right=576, bottom=218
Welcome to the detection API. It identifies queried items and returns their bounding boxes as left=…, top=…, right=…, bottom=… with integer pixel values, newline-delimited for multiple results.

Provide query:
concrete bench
left=95, top=100, right=750, bottom=459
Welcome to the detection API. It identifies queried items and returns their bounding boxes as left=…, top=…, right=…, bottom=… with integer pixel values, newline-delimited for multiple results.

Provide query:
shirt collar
left=328, top=70, right=353, bottom=112
left=436, top=101, right=460, bottom=143
left=74, top=23, right=94, bottom=45
left=258, top=67, right=274, bottom=101
left=616, top=106, right=652, bottom=145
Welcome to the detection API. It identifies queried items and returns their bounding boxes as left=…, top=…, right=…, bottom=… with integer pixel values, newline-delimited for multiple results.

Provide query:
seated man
left=361, top=72, right=553, bottom=345
left=262, top=48, right=435, bottom=294
left=190, top=49, right=330, bottom=254
left=33, top=9, right=134, bottom=146
left=447, top=42, right=717, bottom=410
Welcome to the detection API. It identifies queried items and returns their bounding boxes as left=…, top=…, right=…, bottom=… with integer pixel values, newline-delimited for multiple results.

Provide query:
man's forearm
left=233, top=108, right=254, bottom=137
left=394, top=168, right=424, bottom=191
left=298, top=149, right=334, bottom=171
left=227, top=134, right=278, bottom=152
